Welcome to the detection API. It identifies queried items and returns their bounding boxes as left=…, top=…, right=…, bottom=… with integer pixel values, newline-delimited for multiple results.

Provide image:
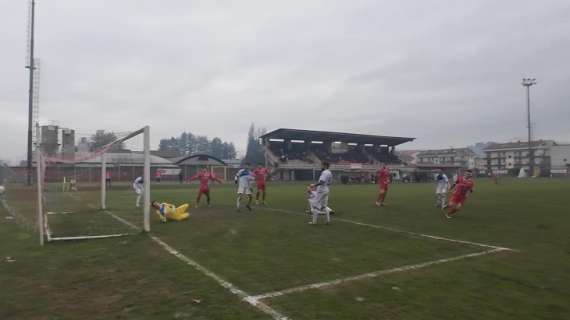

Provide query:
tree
left=89, top=130, right=124, bottom=151
left=210, top=137, right=224, bottom=158
left=158, top=137, right=181, bottom=156
left=244, top=123, right=265, bottom=165
left=195, top=135, right=210, bottom=154
left=157, top=131, right=237, bottom=159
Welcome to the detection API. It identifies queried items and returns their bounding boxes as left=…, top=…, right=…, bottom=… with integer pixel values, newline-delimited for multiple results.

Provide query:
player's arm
left=211, top=174, right=222, bottom=183
left=314, top=179, right=326, bottom=187
left=449, top=182, right=456, bottom=192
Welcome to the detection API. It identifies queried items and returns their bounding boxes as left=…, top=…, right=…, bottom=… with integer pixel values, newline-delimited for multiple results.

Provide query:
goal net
left=37, top=126, right=151, bottom=243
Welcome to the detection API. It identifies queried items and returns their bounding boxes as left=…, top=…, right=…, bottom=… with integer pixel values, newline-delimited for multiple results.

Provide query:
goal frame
left=38, top=126, right=151, bottom=245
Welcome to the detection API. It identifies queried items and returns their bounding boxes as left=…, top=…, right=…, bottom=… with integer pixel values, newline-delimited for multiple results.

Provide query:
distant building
left=40, top=125, right=59, bottom=156
left=416, top=148, right=476, bottom=169
left=61, top=128, right=75, bottom=157
left=483, top=140, right=556, bottom=175
left=550, top=145, right=570, bottom=176
left=397, top=150, right=420, bottom=165
left=76, top=137, right=90, bottom=153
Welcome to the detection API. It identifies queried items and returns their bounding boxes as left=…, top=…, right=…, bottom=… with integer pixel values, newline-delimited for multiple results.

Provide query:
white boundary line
left=102, top=208, right=289, bottom=320
left=247, top=248, right=508, bottom=302
left=265, top=207, right=516, bottom=252
left=150, top=235, right=288, bottom=320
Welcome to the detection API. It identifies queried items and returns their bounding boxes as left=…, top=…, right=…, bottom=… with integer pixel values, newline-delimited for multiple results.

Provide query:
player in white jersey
left=309, top=161, right=333, bottom=225
left=435, top=169, right=450, bottom=209
left=132, top=176, right=144, bottom=207
left=234, top=163, right=254, bottom=212
left=306, top=184, right=334, bottom=224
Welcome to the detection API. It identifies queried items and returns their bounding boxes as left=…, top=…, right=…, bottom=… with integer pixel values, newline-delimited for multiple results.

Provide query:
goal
left=37, top=126, right=151, bottom=245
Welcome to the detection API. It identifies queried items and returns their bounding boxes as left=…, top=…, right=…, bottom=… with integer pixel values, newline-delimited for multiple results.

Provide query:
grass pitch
left=1, top=178, right=569, bottom=319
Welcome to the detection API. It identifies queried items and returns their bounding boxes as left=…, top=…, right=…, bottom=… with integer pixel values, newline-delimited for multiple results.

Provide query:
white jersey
left=317, top=169, right=333, bottom=192
left=235, top=169, right=254, bottom=193
left=133, top=176, right=144, bottom=194
left=435, top=173, right=449, bottom=194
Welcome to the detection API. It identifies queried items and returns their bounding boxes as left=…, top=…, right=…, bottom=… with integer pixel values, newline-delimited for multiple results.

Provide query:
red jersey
left=453, top=176, right=474, bottom=198
left=253, top=167, right=270, bottom=184
left=191, top=172, right=219, bottom=189
left=377, top=167, right=390, bottom=186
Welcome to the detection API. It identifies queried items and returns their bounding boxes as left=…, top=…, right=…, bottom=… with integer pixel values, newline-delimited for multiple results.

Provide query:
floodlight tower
left=521, top=78, right=537, bottom=174
left=25, top=0, right=37, bottom=185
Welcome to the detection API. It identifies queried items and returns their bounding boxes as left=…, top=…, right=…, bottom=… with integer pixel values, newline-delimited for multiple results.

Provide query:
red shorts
left=379, top=183, right=389, bottom=191
left=198, top=186, right=210, bottom=194
left=256, top=183, right=266, bottom=191
left=450, top=194, right=465, bottom=205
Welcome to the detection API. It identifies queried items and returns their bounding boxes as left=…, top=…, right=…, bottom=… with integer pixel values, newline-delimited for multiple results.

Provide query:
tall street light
left=26, top=0, right=36, bottom=186
left=522, top=78, right=537, bottom=175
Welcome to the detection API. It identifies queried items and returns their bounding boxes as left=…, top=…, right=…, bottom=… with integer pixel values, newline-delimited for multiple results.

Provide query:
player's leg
left=236, top=194, right=242, bottom=210
left=310, top=204, right=319, bottom=224
left=205, top=190, right=211, bottom=206
left=236, top=185, right=245, bottom=210
left=176, top=203, right=189, bottom=215
left=261, top=186, right=266, bottom=204
left=255, top=187, right=260, bottom=205
left=436, top=192, right=445, bottom=208
left=324, top=206, right=331, bottom=224
left=135, top=189, right=142, bottom=207
left=380, top=186, right=388, bottom=204
left=375, top=189, right=382, bottom=206
left=246, top=188, right=253, bottom=211
left=195, top=190, right=203, bottom=208
left=448, top=202, right=462, bottom=216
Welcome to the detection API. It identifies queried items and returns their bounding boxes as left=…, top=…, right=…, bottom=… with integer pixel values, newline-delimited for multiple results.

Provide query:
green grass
left=1, top=178, right=569, bottom=319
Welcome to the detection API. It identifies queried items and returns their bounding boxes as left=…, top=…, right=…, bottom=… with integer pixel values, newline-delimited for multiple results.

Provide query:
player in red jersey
left=190, top=168, right=222, bottom=207
left=375, top=164, right=391, bottom=207
left=444, top=170, right=475, bottom=219
left=253, top=163, right=271, bottom=205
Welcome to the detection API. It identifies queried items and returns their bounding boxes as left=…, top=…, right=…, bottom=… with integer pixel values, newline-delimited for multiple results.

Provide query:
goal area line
left=43, top=203, right=141, bottom=243
left=264, top=207, right=517, bottom=252
left=246, top=247, right=509, bottom=303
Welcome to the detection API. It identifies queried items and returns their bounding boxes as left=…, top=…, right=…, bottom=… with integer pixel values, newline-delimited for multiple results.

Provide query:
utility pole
left=522, top=78, right=537, bottom=175
left=26, top=0, right=36, bottom=186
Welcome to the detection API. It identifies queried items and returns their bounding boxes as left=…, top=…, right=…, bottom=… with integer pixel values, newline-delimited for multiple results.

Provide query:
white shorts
left=134, top=187, right=143, bottom=195
left=237, top=185, right=252, bottom=195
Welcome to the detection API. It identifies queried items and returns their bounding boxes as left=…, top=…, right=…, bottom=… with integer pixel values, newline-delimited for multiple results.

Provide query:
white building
left=550, top=145, right=570, bottom=176
left=417, top=148, right=477, bottom=169
left=484, top=140, right=556, bottom=175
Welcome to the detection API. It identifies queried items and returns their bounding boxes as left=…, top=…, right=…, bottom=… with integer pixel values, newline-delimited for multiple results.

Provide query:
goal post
left=99, top=125, right=150, bottom=232
left=36, top=148, right=44, bottom=246
left=37, top=125, right=152, bottom=244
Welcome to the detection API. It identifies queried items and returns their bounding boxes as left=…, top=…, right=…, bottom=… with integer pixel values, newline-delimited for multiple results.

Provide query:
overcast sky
left=1, top=0, right=569, bottom=163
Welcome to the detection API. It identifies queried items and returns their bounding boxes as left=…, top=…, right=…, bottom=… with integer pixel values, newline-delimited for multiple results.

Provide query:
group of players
left=132, top=163, right=271, bottom=221
left=132, top=161, right=475, bottom=223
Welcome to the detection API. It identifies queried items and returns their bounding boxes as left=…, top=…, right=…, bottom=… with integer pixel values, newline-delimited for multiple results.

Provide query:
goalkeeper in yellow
left=151, top=200, right=190, bottom=223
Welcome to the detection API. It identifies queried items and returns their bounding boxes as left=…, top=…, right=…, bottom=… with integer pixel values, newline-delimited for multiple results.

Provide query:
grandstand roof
left=260, top=128, right=414, bottom=146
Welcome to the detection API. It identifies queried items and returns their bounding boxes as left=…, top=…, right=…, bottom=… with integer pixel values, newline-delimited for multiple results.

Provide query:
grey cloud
left=1, top=0, right=569, bottom=163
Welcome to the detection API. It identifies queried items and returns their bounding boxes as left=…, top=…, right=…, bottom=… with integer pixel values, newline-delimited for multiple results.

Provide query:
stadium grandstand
left=260, top=128, right=415, bottom=181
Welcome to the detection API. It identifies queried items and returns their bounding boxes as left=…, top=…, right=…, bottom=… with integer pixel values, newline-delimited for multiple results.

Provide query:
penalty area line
left=265, top=207, right=516, bottom=252
left=149, top=235, right=289, bottom=320
left=101, top=208, right=289, bottom=320
left=248, top=248, right=509, bottom=302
